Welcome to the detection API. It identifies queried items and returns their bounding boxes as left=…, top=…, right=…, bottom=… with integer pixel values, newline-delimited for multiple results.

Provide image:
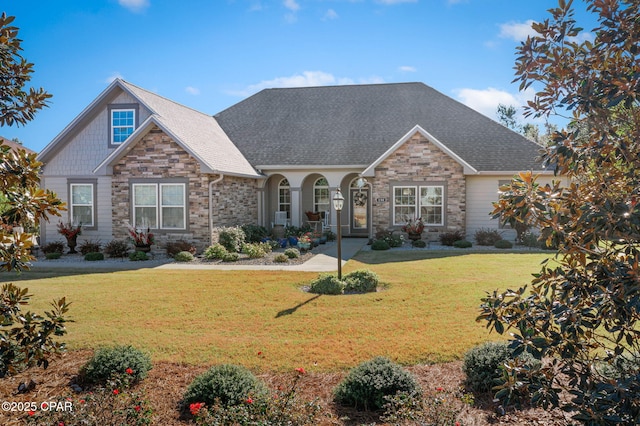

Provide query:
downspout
left=209, top=173, right=224, bottom=245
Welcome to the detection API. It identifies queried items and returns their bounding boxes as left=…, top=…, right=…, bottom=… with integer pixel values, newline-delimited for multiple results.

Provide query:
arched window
left=278, top=178, right=291, bottom=218
left=313, top=177, right=330, bottom=213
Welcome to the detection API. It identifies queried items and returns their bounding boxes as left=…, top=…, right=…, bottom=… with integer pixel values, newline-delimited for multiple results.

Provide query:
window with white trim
left=70, top=183, right=94, bottom=227
left=111, top=109, right=135, bottom=144
left=278, top=178, right=291, bottom=218
left=313, top=177, right=330, bottom=213
left=132, top=183, right=186, bottom=229
left=393, top=185, right=444, bottom=226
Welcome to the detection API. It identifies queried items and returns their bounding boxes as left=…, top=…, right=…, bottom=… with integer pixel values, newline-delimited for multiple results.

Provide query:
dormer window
left=108, top=104, right=139, bottom=146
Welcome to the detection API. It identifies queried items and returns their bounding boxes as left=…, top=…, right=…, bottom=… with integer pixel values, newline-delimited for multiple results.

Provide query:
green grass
left=2, top=251, right=551, bottom=372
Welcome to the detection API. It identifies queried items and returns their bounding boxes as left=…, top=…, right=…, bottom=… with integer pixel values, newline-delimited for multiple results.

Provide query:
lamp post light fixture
left=332, top=188, right=345, bottom=280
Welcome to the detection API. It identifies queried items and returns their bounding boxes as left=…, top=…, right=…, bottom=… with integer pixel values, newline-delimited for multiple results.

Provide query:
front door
left=350, top=188, right=369, bottom=236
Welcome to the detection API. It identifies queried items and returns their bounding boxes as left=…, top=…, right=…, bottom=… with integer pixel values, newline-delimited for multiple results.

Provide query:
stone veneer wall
left=371, top=131, right=466, bottom=240
left=112, top=126, right=257, bottom=250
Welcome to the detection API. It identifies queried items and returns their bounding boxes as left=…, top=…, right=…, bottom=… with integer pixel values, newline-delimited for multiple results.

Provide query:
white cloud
left=499, top=20, right=536, bottom=41
left=399, top=65, right=417, bottom=72
left=283, top=0, right=300, bottom=11
left=232, top=71, right=384, bottom=97
left=324, top=9, right=339, bottom=20
left=375, top=0, right=417, bottom=4
left=454, top=87, right=535, bottom=121
left=185, top=86, right=200, bottom=95
left=105, top=72, right=124, bottom=83
left=118, top=0, right=150, bottom=13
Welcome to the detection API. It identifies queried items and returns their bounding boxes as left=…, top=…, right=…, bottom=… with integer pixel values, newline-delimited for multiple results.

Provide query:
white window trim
left=419, top=185, right=445, bottom=226
left=132, top=183, right=187, bottom=230
left=278, top=178, right=291, bottom=218
left=392, top=184, right=445, bottom=226
left=393, top=186, right=417, bottom=226
left=70, top=183, right=95, bottom=227
left=132, top=183, right=158, bottom=229
left=313, top=178, right=330, bottom=213
left=111, top=108, right=136, bottom=145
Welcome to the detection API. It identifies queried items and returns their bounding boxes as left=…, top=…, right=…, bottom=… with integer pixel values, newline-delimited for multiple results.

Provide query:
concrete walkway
left=155, top=237, right=367, bottom=272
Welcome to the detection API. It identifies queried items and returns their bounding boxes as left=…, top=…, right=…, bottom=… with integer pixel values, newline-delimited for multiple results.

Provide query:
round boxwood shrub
left=218, top=227, right=246, bottom=253
left=494, top=239, right=513, bottom=249
left=81, top=345, right=152, bottom=386
left=84, top=252, right=104, bottom=261
left=453, top=239, right=472, bottom=248
left=463, top=341, right=540, bottom=393
left=203, top=243, right=228, bottom=260
left=284, top=248, right=300, bottom=259
left=45, top=252, right=62, bottom=260
left=129, top=251, right=149, bottom=261
left=371, top=239, right=390, bottom=251
left=222, top=252, right=239, bottom=262
left=309, top=274, right=345, bottom=295
left=273, top=253, right=288, bottom=263
left=344, top=269, right=379, bottom=293
left=412, top=239, right=427, bottom=248
left=183, top=364, right=268, bottom=408
left=334, top=356, right=421, bottom=410
left=174, top=251, right=195, bottom=262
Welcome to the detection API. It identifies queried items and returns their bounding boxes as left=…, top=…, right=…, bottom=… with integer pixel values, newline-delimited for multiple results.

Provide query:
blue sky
left=2, top=0, right=593, bottom=152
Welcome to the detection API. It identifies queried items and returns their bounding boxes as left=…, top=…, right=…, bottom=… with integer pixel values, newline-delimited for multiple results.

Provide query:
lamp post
left=332, top=188, right=345, bottom=280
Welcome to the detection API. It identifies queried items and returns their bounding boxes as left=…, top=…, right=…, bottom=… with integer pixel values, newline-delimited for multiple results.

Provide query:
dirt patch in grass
left=0, top=350, right=577, bottom=425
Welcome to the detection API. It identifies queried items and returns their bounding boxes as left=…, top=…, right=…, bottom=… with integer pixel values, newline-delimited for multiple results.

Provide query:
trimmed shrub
left=79, top=239, right=102, bottom=255
left=84, top=252, right=104, bottom=261
left=183, top=364, right=268, bottom=407
left=42, top=241, right=64, bottom=254
left=309, top=274, right=345, bottom=295
left=242, top=242, right=268, bottom=259
left=284, top=248, right=300, bottom=259
left=344, top=269, right=379, bottom=293
left=241, top=224, right=269, bottom=243
left=81, top=345, right=152, bottom=386
left=371, top=240, right=390, bottom=251
left=494, top=239, right=513, bottom=249
left=474, top=228, right=503, bottom=246
left=222, top=252, right=239, bottom=262
left=412, top=239, right=427, bottom=248
left=174, top=251, right=194, bottom=262
left=334, top=357, right=421, bottom=410
left=218, top=227, right=246, bottom=253
left=203, top=243, right=228, bottom=260
left=129, top=251, right=149, bottom=261
left=166, top=239, right=196, bottom=257
left=45, top=252, right=62, bottom=260
left=273, top=253, right=288, bottom=263
left=453, top=239, right=472, bottom=248
left=439, top=231, right=465, bottom=246
left=104, top=239, right=130, bottom=258
left=463, top=341, right=540, bottom=393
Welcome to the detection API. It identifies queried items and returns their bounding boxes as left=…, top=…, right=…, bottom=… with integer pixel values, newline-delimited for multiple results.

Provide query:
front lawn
left=4, top=251, right=551, bottom=372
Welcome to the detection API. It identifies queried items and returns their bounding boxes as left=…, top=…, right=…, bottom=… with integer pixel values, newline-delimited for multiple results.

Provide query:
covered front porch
left=257, top=170, right=372, bottom=238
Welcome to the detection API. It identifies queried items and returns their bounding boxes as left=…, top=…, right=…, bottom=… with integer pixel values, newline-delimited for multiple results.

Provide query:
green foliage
left=334, top=356, right=421, bottom=411
left=84, top=252, right=104, bottom=261
left=474, top=228, right=503, bottom=246
left=494, top=239, right=513, bottom=249
left=129, top=251, right=149, bottom=261
left=273, top=253, right=288, bottom=263
left=41, top=241, right=64, bottom=254
left=183, top=364, right=268, bottom=408
left=81, top=345, right=152, bottom=386
left=284, top=248, right=300, bottom=259
left=223, top=252, right=239, bottom=262
left=371, top=239, right=391, bottom=250
left=463, top=341, right=516, bottom=393
left=174, top=251, right=194, bottom=262
left=439, top=231, right=464, bottom=246
left=241, top=223, right=269, bottom=243
left=45, top=252, right=61, bottom=259
left=381, top=389, right=472, bottom=425
left=453, top=240, right=472, bottom=248
left=218, top=227, right=246, bottom=253
left=309, top=274, right=345, bottom=295
left=375, top=229, right=404, bottom=248
left=0, top=283, right=70, bottom=377
left=412, top=239, right=427, bottom=248
left=79, top=239, right=102, bottom=255
left=203, top=243, right=228, bottom=260
left=165, top=239, right=196, bottom=257
left=344, top=269, right=379, bottom=293
left=241, top=242, right=271, bottom=259
left=104, top=239, right=131, bottom=258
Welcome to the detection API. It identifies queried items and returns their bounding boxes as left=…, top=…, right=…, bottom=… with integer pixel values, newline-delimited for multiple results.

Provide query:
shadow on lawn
left=352, top=248, right=548, bottom=265
left=276, top=294, right=321, bottom=318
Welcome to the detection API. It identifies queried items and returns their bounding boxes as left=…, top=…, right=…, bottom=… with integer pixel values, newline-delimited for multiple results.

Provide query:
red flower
left=295, top=367, right=306, bottom=374
left=455, top=422, right=461, bottom=426
left=246, top=397, right=253, bottom=404
left=436, top=387, right=444, bottom=392
left=79, top=399, right=85, bottom=404
left=189, top=402, right=205, bottom=416
left=257, top=351, right=263, bottom=356
left=126, top=368, right=134, bottom=375
left=113, top=389, right=120, bottom=395
left=134, top=405, right=141, bottom=412
left=28, top=410, right=35, bottom=416
left=58, top=422, right=65, bottom=426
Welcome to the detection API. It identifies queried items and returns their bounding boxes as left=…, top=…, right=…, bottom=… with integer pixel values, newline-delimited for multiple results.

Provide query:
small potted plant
left=57, top=222, right=82, bottom=253
left=127, top=223, right=155, bottom=252
left=297, top=232, right=312, bottom=251
left=401, top=217, right=425, bottom=241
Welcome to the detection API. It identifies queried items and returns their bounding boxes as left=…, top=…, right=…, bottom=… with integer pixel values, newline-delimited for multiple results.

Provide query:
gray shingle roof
left=214, top=82, right=545, bottom=172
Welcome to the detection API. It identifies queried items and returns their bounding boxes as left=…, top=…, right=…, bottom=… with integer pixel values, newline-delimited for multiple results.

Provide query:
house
left=37, top=79, right=553, bottom=249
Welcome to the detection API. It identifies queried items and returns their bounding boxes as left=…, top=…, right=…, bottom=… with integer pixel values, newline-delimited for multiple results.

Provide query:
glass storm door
left=350, top=188, right=369, bottom=235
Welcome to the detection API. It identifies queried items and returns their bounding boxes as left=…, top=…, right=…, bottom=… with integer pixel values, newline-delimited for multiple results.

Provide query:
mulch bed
left=0, top=350, right=577, bottom=425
